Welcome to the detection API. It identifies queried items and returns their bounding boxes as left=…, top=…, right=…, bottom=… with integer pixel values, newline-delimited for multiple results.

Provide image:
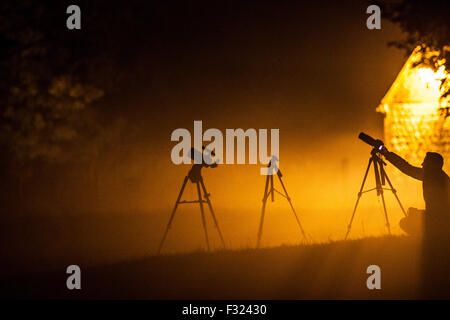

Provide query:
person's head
left=422, top=152, right=444, bottom=171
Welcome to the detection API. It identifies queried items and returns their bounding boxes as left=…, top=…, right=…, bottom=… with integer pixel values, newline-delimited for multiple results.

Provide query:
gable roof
left=377, top=48, right=444, bottom=114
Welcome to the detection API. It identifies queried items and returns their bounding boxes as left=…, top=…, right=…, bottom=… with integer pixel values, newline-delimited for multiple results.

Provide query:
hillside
left=3, top=236, right=439, bottom=299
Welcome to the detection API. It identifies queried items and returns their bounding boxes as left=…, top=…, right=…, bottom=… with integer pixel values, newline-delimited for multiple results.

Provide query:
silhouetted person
left=381, top=150, right=450, bottom=229
left=381, top=148, right=450, bottom=298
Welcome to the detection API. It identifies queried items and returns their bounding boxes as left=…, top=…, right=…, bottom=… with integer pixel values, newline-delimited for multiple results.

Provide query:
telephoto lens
left=358, top=132, right=383, bottom=149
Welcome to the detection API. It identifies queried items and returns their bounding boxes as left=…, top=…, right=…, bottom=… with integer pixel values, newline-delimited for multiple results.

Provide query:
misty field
left=2, top=234, right=431, bottom=299
left=3, top=207, right=449, bottom=299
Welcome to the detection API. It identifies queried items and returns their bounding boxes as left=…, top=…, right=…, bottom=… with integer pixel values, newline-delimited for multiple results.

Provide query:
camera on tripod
left=344, top=132, right=407, bottom=239
left=158, top=145, right=225, bottom=253
left=188, top=146, right=218, bottom=168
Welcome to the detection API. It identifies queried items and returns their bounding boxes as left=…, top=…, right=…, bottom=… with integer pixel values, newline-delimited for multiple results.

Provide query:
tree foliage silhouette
left=382, top=0, right=450, bottom=101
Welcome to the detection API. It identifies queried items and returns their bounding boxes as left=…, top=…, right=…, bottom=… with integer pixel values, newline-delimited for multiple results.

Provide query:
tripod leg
left=257, top=174, right=271, bottom=248
left=196, top=181, right=210, bottom=251
left=381, top=166, right=407, bottom=217
left=200, top=179, right=226, bottom=249
left=373, top=158, right=382, bottom=195
left=345, top=158, right=372, bottom=239
left=158, top=176, right=189, bottom=254
left=270, top=175, right=274, bottom=202
left=277, top=175, right=307, bottom=240
left=378, top=187, right=391, bottom=235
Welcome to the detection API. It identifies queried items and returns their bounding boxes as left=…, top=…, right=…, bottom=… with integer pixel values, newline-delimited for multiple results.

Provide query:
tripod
left=158, top=164, right=226, bottom=253
left=257, top=159, right=307, bottom=248
left=345, top=148, right=407, bottom=239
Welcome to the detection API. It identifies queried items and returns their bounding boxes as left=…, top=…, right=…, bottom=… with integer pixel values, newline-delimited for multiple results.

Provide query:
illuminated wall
left=377, top=48, right=450, bottom=171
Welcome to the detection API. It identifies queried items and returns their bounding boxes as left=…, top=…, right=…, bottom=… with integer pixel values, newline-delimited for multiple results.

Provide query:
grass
left=3, top=235, right=436, bottom=299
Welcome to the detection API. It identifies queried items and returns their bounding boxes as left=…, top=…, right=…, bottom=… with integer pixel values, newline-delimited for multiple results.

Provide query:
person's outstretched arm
left=383, top=150, right=424, bottom=181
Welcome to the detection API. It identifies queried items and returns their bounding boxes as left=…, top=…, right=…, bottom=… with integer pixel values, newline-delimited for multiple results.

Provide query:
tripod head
left=365, top=147, right=389, bottom=194
left=370, top=146, right=386, bottom=162
left=358, top=132, right=387, bottom=166
left=187, top=147, right=218, bottom=183
left=267, top=155, right=282, bottom=177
